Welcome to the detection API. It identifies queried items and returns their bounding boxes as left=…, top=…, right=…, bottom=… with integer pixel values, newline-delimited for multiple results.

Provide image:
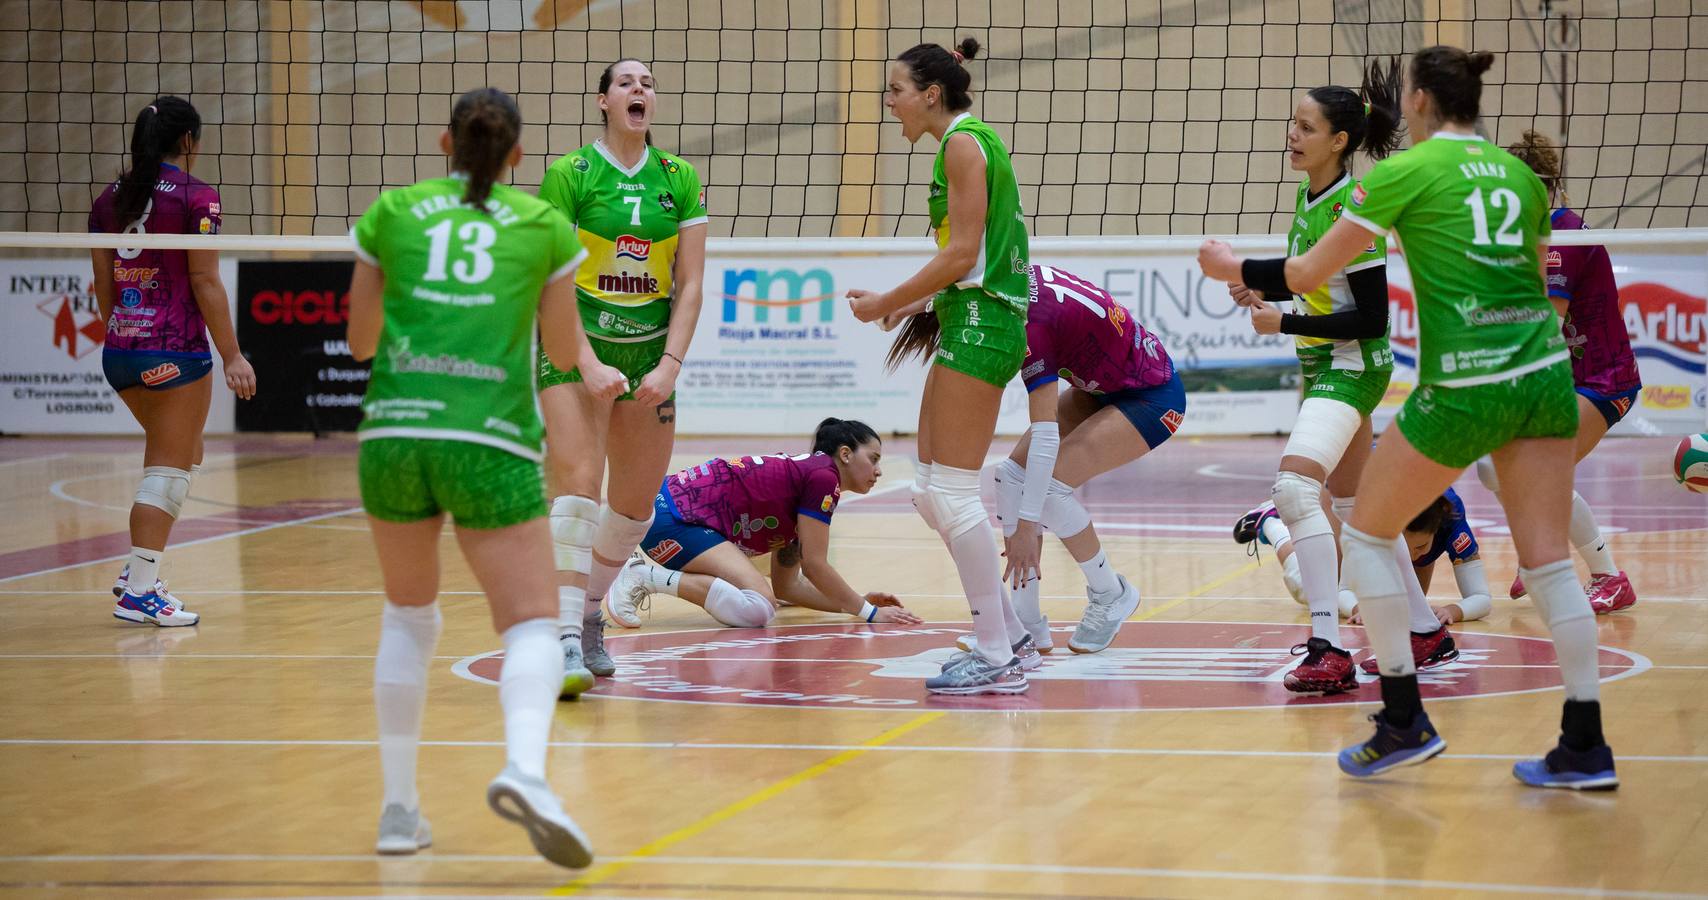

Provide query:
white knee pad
left=592, top=505, right=653, bottom=563
left=1272, top=471, right=1333, bottom=542
left=911, top=460, right=940, bottom=532
left=550, top=495, right=598, bottom=574
left=1281, top=397, right=1362, bottom=471
left=1523, top=559, right=1593, bottom=628
left=1475, top=456, right=1501, bottom=493
left=926, top=465, right=988, bottom=540
left=1339, top=525, right=1405, bottom=601
left=705, top=582, right=776, bottom=628
left=136, top=466, right=191, bottom=518
left=993, top=458, right=1024, bottom=538
left=1041, top=479, right=1091, bottom=538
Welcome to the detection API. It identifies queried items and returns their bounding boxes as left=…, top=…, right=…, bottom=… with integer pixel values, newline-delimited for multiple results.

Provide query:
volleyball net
left=6, top=1, right=1706, bottom=238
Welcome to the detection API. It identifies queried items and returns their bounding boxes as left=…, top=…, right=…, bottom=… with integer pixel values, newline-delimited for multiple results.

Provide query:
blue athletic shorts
left=1576, top=385, right=1640, bottom=429
left=1093, top=369, right=1187, bottom=450
left=102, top=349, right=213, bottom=392
left=639, top=484, right=728, bottom=571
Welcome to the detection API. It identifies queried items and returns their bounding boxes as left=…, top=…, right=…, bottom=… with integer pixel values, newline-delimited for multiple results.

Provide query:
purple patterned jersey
left=1549, top=208, right=1640, bottom=394
left=666, top=452, right=843, bottom=557
left=88, top=164, right=221, bottom=354
left=1019, top=264, right=1173, bottom=394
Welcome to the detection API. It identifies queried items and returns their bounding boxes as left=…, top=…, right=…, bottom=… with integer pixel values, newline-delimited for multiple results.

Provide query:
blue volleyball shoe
left=1514, top=743, right=1619, bottom=791
left=1338, top=711, right=1447, bottom=777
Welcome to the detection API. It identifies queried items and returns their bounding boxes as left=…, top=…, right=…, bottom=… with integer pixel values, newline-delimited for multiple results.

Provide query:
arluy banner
left=1, top=256, right=238, bottom=434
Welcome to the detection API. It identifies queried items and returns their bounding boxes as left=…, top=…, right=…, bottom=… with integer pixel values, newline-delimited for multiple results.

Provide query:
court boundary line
left=0, top=853, right=1699, bottom=899
left=0, top=737, right=1704, bottom=763
left=0, top=505, right=364, bottom=584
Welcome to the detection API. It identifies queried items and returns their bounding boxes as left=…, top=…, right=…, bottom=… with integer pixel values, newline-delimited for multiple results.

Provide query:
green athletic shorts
left=359, top=438, right=546, bottom=530
left=538, top=333, right=670, bottom=403
left=1299, top=356, right=1393, bottom=417
left=1395, top=360, right=1579, bottom=469
left=932, top=287, right=1027, bottom=388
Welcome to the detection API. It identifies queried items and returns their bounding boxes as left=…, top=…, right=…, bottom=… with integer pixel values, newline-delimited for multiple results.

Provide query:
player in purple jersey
left=607, top=419, right=923, bottom=628
left=987, top=264, right=1182, bottom=655
left=87, top=96, right=256, bottom=628
left=1476, top=131, right=1641, bottom=614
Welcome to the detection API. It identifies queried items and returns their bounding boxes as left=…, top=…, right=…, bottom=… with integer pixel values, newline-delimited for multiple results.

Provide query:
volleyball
left=1674, top=433, right=1708, bottom=493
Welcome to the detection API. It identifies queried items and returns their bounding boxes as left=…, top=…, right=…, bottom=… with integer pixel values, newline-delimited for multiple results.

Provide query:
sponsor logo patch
left=1350, top=183, right=1367, bottom=207
left=120, top=288, right=143, bottom=309
left=1643, top=385, right=1690, bottom=410
left=1160, top=408, right=1184, bottom=434
left=1452, top=532, right=1472, bottom=555
left=648, top=539, right=683, bottom=564
left=614, top=235, right=652, bottom=261
left=820, top=495, right=834, bottom=513
left=140, top=362, right=181, bottom=386
left=572, top=156, right=590, bottom=172
left=1547, top=249, right=1563, bottom=268
left=198, top=216, right=215, bottom=234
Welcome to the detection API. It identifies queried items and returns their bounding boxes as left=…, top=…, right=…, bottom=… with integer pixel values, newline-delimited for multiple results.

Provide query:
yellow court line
left=1130, top=559, right=1262, bottom=623
left=550, top=710, right=947, bottom=896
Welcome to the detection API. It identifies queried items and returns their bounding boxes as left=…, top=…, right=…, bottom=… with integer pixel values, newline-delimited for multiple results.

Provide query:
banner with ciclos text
left=0, top=256, right=238, bottom=434
left=1379, top=250, right=1706, bottom=434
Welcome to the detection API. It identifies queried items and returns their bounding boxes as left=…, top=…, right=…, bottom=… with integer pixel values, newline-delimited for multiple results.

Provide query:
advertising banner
left=234, top=259, right=367, bottom=433
left=678, top=248, right=1303, bottom=436
left=1, top=256, right=237, bottom=434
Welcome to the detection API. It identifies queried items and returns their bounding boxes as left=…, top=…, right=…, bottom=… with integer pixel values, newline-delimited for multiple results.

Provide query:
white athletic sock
left=1291, top=533, right=1340, bottom=645
left=1570, top=491, right=1617, bottom=575
left=1281, top=553, right=1304, bottom=604
left=1341, top=525, right=1416, bottom=676
left=1393, top=537, right=1442, bottom=632
left=639, top=563, right=681, bottom=594
left=1260, top=516, right=1292, bottom=550
left=499, top=617, right=560, bottom=779
left=1522, top=559, right=1602, bottom=702
left=1011, top=577, right=1043, bottom=626
left=1078, top=549, right=1120, bottom=596
left=999, top=584, right=1027, bottom=645
left=948, top=522, right=1014, bottom=665
left=126, top=546, right=162, bottom=596
left=587, top=558, right=619, bottom=605
left=557, top=586, right=585, bottom=641
left=375, top=601, right=442, bottom=810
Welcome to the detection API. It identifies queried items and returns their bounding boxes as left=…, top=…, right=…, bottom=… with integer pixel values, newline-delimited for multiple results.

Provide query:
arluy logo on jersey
left=453, top=621, right=1650, bottom=710
left=614, top=235, right=651, bottom=261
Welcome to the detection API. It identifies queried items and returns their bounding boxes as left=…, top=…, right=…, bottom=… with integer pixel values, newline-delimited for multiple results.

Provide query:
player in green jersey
left=1200, top=47, right=1616, bottom=791
left=535, top=59, right=709, bottom=697
left=347, top=88, right=624, bottom=868
left=1225, top=65, right=1461, bottom=695
left=847, top=38, right=1033, bottom=696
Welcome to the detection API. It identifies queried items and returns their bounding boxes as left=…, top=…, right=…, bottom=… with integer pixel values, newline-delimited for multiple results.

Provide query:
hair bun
left=956, top=37, right=981, bottom=61
left=1467, top=50, right=1495, bottom=77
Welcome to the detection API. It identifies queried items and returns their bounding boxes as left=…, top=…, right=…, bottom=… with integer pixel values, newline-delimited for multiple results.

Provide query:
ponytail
left=1304, top=57, right=1403, bottom=169
left=448, top=87, right=522, bottom=213
left=812, top=417, right=879, bottom=456
left=884, top=312, right=942, bottom=372
left=114, top=96, right=201, bottom=227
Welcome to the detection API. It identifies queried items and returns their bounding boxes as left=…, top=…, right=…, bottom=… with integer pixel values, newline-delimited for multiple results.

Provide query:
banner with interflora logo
left=0, top=256, right=238, bottom=434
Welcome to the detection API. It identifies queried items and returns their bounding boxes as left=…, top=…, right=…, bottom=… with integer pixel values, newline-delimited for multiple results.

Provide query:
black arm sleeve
left=1278, top=265, right=1388, bottom=341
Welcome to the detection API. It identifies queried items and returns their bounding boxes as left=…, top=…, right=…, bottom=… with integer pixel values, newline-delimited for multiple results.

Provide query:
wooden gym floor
left=0, top=432, right=1703, bottom=899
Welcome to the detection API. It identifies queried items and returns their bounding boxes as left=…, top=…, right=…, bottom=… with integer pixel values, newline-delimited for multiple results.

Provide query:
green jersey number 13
left=423, top=219, right=497, bottom=284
